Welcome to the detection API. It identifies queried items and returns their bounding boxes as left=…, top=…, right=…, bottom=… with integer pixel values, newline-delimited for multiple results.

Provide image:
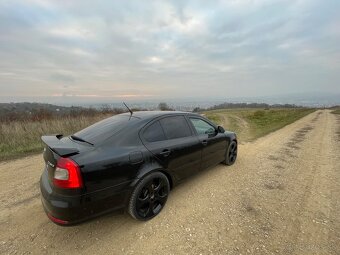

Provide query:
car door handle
left=202, top=140, right=208, bottom=146
left=159, top=149, right=171, bottom=157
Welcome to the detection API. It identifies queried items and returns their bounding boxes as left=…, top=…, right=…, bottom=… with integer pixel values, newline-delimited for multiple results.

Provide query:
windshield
left=74, top=115, right=136, bottom=145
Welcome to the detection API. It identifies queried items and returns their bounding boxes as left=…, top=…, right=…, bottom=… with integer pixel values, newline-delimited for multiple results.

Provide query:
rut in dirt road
left=0, top=110, right=339, bottom=255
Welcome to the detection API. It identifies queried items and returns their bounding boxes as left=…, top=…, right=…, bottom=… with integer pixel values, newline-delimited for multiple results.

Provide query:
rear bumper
left=40, top=170, right=134, bottom=225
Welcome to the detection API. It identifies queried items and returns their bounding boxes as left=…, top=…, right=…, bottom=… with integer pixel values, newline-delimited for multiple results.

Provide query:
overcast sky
left=0, top=0, right=339, bottom=103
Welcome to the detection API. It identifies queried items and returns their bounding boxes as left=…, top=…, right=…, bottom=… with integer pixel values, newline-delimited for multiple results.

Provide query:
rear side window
left=74, top=115, right=136, bottom=145
left=143, top=121, right=166, bottom=142
left=160, top=116, right=192, bottom=140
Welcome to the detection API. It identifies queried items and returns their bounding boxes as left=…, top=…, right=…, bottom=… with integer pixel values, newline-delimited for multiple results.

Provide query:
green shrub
left=252, top=110, right=265, bottom=118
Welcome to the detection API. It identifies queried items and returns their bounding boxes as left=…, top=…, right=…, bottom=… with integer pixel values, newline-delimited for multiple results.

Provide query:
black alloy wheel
left=128, top=172, right=170, bottom=220
left=224, top=140, right=237, bottom=166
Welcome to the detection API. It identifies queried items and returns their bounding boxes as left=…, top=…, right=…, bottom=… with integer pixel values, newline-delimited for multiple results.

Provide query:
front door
left=188, top=117, right=227, bottom=169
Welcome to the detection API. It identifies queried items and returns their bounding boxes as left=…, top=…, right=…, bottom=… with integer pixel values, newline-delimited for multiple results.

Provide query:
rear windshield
left=74, top=115, right=136, bottom=145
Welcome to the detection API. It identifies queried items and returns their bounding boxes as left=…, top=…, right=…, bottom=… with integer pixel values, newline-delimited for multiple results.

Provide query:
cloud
left=0, top=0, right=340, bottom=101
left=49, top=72, right=75, bottom=83
left=143, top=56, right=164, bottom=64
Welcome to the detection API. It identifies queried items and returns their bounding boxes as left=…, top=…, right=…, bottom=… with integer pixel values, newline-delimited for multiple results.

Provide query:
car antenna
left=123, top=102, right=133, bottom=117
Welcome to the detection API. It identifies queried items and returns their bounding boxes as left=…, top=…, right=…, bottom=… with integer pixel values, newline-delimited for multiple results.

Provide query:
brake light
left=53, top=157, right=83, bottom=189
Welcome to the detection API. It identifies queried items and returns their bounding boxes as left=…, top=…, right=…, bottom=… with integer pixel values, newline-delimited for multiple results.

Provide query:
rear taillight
left=53, top=157, right=83, bottom=189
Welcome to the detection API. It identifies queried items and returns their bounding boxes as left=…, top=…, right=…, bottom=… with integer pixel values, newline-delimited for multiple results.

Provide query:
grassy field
left=0, top=108, right=316, bottom=161
left=0, top=115, right=111, bottom=161
left=204, top=108, right=316, bottom=142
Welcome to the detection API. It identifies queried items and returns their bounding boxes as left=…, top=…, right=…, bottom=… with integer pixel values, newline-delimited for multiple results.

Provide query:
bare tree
left=158, top=102, right=172, bottom=111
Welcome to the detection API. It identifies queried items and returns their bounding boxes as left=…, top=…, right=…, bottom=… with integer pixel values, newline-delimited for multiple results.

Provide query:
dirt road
left=1, top=110, right=339, bottom=255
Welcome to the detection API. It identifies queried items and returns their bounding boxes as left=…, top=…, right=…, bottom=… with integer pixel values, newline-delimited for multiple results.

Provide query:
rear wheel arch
left=130, top=165, right=173, bottom=189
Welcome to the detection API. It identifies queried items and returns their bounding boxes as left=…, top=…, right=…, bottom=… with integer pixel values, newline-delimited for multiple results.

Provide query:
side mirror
left=217, top=126, right=225, bottom=133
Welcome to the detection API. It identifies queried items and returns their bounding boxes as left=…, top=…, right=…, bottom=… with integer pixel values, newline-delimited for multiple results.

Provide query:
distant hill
left=0, top=103, right=94, bottom=122
left=192, top=102, right=304, bottom=112
left=0, top=102, right=134, bottom=122
left=0, top=102, right=82, bottom=115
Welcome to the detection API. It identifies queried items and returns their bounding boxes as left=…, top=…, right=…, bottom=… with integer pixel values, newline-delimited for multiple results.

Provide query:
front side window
left=143, top=121, right=166, bottom=142
left=159, top=116, right=192, bottom=139
left=189, top=118, right=215, bottom=135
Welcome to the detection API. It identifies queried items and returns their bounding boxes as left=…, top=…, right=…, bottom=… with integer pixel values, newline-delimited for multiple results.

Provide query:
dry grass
left=204, top=108, right=315, bottom=142
left=0, top=114, right=110, bottom=161
left=332, top=109, right=340, bottom=115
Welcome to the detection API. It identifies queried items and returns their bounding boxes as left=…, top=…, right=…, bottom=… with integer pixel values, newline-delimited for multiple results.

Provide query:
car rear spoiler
left=41, top=135, right=79, bottom=157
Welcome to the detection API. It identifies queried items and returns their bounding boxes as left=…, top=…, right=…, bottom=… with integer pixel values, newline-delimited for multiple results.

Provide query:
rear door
left=141, top=115, right=201, bottom=181
left=188, top=117, right=227, bottom=169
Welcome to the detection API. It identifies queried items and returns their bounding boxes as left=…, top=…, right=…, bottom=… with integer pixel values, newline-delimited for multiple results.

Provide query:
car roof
left=120, top=110, right=198, bottom=120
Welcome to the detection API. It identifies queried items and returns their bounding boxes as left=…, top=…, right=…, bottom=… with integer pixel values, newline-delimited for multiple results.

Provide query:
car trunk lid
left=42, top=134, right=80, bottom=157
left=41, top=134, right=90, bottom=192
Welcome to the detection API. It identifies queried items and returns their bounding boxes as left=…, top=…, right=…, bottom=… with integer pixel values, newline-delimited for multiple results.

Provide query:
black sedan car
left=40, top=111, right=237, bottom=225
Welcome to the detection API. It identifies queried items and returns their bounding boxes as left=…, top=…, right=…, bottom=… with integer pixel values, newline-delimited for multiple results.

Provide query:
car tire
left=223, top=140, right=237, bottom=166
left=128, top=171, right=170, bottom=221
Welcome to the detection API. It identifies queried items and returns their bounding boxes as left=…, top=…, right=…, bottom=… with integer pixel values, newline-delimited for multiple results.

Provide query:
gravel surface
left=0, top=110, right=339, bottom=255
